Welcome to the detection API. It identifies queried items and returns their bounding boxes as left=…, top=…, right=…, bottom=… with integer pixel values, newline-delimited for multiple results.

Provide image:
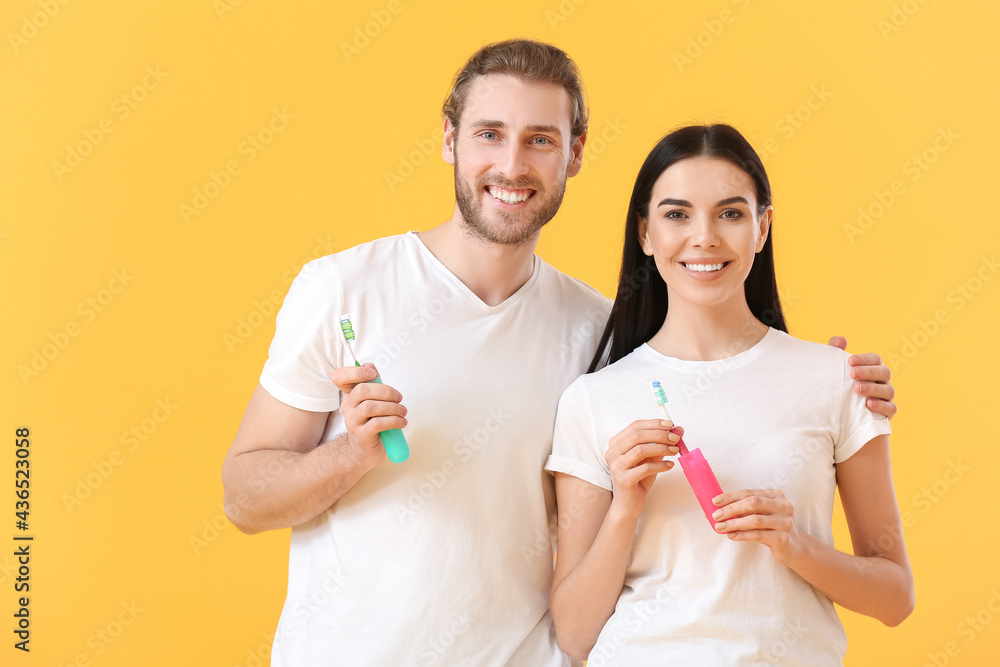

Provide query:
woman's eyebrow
left=717, top=196, right=750, bottom=206
left=657, top=198, right=692, bottom=207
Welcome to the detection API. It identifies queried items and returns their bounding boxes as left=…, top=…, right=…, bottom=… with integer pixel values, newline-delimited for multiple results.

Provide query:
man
left=222, top=39, right=896, bottom=666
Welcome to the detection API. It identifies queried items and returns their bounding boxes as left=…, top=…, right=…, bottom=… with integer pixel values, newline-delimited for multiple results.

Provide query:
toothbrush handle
left=674, top=438, right=724, bottom=533
left=369, top=375, right=410, bottom=463
left=354, top=362, right=410, bottom=463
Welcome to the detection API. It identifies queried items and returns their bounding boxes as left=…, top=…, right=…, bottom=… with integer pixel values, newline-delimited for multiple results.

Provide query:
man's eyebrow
left=468, top=119, right=506, bottom=130
left=466, top=121, right=563, bottom=136
left=525, top=124, right=562, bottom=134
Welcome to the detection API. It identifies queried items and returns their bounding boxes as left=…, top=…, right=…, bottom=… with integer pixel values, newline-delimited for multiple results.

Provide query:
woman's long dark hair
left=588, top=124, right=787, bottom=373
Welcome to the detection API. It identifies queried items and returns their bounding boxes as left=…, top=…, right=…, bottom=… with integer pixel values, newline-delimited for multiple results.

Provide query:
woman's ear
left=637, top=216, right=654, bottom=256
left=755, top=206, right=773, bottom=253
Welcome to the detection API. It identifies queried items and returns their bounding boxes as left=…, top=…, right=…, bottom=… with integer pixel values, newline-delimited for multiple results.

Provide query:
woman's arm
left=549, top=420, right=679, bottom=660
left=712, top=435, right=914, bottom=626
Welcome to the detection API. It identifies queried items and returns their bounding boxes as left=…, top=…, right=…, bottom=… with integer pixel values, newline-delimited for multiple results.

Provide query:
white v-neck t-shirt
left=260, top=232, right=611, bottom=666
left=546, top=328, right=891, bottom=666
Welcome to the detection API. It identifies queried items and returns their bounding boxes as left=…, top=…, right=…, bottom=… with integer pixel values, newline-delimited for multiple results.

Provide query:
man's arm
left=221, top=364, right=405, bottom=534
left=828, top=337, right=897, bottom=419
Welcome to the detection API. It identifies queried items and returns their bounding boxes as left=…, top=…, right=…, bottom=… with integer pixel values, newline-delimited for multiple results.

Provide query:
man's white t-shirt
left=546, top=328, right=891, bottom=666
left=259, top=232, right=611, bottom=666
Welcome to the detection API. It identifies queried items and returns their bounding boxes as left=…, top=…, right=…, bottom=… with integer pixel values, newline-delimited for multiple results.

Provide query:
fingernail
left=715, top=522, right=727, bottom=531
left=668, top=433, right=680, bottom=444
left=668, top=446, right=679, bottom=455
left=660, top=420, right=673, bottom=428
left=712, top=494, right=724, bottom=505
left=712, top=509, right=723, bottom=520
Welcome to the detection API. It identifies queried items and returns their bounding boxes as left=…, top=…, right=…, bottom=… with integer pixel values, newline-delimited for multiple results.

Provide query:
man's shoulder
left=300, top=232, right=413, bottom=279
left=534, top=257, right=613, bottom=314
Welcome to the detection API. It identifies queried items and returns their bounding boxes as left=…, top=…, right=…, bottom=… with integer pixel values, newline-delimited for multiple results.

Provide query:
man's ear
left=566, top=131, right=587, bottom=178
left=442, top=117, right=457, bottom=165
left=756, top=206, right=773, bottom=253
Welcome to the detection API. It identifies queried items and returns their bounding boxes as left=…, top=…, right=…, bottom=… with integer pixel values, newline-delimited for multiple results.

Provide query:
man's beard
left=453, top=157, right=568, bottom=246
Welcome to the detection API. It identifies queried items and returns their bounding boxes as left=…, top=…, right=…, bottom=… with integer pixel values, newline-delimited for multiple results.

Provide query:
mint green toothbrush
left=339, top=314, right=410, bottom=463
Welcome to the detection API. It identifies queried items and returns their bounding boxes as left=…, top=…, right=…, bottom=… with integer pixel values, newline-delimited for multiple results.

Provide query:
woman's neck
left=646, top=295, right=769, bottom=361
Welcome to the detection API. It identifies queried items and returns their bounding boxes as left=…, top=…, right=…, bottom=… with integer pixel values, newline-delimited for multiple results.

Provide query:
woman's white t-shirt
left=547, top=328, right=891, bottom=666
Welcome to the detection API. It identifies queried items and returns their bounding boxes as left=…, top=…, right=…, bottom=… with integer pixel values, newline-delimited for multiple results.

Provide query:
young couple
left=223, top=39, right=911, bottom=665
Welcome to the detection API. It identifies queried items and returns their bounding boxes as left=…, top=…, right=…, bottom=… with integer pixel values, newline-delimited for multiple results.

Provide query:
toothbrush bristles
left=339, top=315, right=356, bottom=342
left=650, top=380, right=668, bottom=406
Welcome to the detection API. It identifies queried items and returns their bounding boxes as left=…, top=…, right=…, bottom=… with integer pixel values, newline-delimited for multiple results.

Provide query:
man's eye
left=532, top=136, right=549, bottom=144
left=481, top=131, right=497, bottom=140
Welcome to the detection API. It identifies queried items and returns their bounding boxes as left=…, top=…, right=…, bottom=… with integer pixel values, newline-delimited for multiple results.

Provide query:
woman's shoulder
left=764, top=330, right=852, bottom=388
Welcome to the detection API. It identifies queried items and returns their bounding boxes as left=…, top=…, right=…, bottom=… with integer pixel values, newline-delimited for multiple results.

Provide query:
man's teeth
left=685, top=262, right=725, bottom=272
left=488, top=186, right=530, bottom=204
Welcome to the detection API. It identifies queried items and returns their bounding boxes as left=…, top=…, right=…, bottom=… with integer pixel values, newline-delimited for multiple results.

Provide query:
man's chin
left=460, top=214, right=547, bottom=247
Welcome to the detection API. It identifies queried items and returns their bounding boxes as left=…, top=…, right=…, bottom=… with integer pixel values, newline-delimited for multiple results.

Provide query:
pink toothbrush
left=651, top=380, right=725, bottom=534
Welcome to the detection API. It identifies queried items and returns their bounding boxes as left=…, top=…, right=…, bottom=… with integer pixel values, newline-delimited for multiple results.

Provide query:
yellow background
left=2, top=0, right=998, bottom=665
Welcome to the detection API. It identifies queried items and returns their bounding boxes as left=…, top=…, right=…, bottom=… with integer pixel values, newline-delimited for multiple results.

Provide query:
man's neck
left=417, top=210, right=539, bottom=307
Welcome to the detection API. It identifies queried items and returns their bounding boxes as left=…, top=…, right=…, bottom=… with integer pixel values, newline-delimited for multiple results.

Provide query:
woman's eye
left=721, top=209, right=743, bottom=220
left=666, top=210, right=686, bottom=220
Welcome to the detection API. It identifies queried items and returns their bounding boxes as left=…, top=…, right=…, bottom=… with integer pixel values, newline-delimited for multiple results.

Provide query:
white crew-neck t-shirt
left=259, top=232, right=611, bottom=666
left=546, top=328, right=891, bottom=666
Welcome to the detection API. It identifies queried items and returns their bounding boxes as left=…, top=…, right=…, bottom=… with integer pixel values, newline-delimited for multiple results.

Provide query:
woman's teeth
left=684, top=262, right=725, bottom=272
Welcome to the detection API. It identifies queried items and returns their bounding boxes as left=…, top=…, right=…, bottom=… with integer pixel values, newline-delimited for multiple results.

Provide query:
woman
left=546, top=124, right=913, bottom=665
